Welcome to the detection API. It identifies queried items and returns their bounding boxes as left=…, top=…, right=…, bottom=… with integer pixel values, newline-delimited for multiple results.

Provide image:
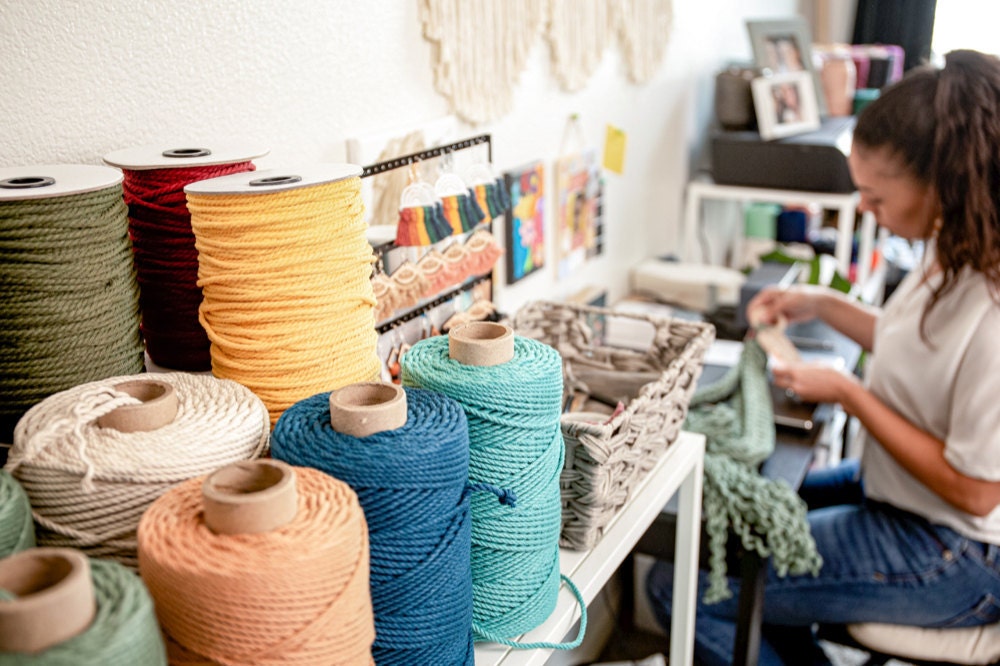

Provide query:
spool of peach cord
left=138, top=460, right=374, bottom=665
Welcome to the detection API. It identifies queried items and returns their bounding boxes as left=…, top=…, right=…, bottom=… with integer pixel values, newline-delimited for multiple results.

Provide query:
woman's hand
left=771, top=362, right=860, bottom=405
left=746, top=284, right=832, bottom=328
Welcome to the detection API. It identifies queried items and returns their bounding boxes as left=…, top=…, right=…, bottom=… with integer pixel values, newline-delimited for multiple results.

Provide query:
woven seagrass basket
left=513, top=300, right=714, bottom=550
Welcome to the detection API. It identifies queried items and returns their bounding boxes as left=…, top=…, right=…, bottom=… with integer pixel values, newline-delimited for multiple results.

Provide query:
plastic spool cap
left=96, top=379, right=179, bottom=433
left=101, top=142, right=269, bottom=170
left=0, top=548, right=97, bottom=654
left=0, top=164, right=123, bottom=201
left=184, top=164, right=363, bottom=196
left=329, top=382, right=408, bottom=438
left=201, top=460, right=298, bottom=535
left=448, top=322, right=515, bottom=367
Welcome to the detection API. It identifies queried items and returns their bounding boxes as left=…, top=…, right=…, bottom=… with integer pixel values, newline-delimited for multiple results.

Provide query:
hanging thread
left=122, top=162, right=255, bottom=371
left=272, top=387, right=475, bottom=665
left=0, top=470, right=34, bottom=558
left=401, top=335, right=587, bottom=649
left=187, top=177, right=381, bottom=425
left=0, top=185, right=144, bottom=442
left=684, top=340, right=822, bottom=603
left=138, top=466, right=374, bottom=665
left=0, top=558, right=167, bottom=666
left=5, top=373, right=269, bottom=569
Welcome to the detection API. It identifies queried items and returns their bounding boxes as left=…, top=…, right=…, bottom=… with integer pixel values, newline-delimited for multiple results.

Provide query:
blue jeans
left=646, top=459, right=1000, bottom=666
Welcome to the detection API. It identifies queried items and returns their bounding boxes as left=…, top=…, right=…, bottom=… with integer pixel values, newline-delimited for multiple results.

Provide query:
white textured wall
left=1, top=0, right=797, bottom=313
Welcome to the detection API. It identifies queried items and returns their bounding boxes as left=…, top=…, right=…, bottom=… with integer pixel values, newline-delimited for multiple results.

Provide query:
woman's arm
left=748, top=286, right=879, bottom=352
left=774, top=365, right=1000, bottom=517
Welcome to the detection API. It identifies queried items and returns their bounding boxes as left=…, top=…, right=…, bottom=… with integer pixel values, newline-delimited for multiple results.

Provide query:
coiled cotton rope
left=0, top=470, right=34, bottom=557
left=187, top=177, right=381, bottom=425
left=401, top=336, right=587, bottom=649
left=0, top=558, right=167, bottom=666
left=137, top=466, right=374, bottom=665
left=272, top=387, right=475, bottom=665
left=123, top=163, right=256, bottom=371
left=0, top=185, right=144, bottom=442
left=5, top=373, right=269, bottom=569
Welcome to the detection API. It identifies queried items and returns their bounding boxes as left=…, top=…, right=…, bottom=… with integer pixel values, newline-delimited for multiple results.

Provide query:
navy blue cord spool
left=271, top=387, right=474, bottom=666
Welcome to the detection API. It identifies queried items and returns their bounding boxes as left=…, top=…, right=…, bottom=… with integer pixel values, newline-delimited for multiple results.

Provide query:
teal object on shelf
left=744, top=203, right=781, bottom=239
left=853, top=88, right=880, bottom=114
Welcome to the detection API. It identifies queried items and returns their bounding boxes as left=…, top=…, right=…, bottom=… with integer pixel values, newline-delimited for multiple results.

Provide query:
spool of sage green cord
left=0, top=165, right=144, bottom=443
left=0, top=556, right=167, bottom=665
left=0, top=470, right=34, bottom=558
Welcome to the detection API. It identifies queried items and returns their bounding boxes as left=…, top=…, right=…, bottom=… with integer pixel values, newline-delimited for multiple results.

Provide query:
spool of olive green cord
left=0, top=165, right=145, bottom=442
left=0, top=471, right=34, bottom=558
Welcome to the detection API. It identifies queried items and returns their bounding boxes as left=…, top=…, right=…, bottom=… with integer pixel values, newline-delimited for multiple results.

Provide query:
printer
left=710, top=115, right=856, bottom=193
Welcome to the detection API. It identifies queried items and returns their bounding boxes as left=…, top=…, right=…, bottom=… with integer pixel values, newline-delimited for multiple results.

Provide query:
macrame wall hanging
left=545, top=0, right=615, bottom=93
left=616, top=0, right=675, bottom=84
left=419, top=0, right=547, bottom=124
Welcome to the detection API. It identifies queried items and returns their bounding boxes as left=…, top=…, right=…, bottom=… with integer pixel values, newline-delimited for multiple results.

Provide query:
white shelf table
left=474, top=430, right=706, bottom=666
left=682, top=180, right=878, bottom=286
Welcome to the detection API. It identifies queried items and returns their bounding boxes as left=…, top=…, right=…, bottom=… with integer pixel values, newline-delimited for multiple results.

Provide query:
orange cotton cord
left=187, top=178, right=381, bottom=425
left=137, top=467, right=375, bottom=666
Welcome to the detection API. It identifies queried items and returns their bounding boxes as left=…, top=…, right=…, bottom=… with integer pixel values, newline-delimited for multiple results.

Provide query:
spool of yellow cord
left=186, top=166, right=381, bottom=424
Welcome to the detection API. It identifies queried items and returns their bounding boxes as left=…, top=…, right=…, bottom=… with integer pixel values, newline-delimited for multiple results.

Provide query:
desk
left=681, top=180, right=879, bottom=287
left=474, top=431, right=705, bottom=666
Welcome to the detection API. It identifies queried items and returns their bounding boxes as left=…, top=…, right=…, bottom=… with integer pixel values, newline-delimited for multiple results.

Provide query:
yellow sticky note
left=603, top=124, right=627, bottom=175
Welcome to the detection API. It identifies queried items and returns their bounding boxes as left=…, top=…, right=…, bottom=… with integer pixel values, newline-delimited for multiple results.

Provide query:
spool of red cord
left=104, top=145, right=267, bottom=371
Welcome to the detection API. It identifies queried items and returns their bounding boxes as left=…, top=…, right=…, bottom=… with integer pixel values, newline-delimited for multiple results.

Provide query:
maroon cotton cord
left=123, top=162, right=255, bottom=371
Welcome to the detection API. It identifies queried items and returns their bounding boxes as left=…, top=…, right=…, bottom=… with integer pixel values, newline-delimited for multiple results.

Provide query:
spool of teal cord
left=0, top=557, right=166, bottom=665
left=0, top=471, right=34, bottom=558
left=401, top=332, right=586, bottom=649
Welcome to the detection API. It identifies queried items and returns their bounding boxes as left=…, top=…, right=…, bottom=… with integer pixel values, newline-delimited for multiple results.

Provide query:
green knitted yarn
left=401, top=335, right=586, bottom=649
left=0, top=471, right=34, bottom=557
left=0, top=559, right=166, bottom=665
left=685, top=340, right=822, bottom=604
left=0, top=186, right=144, bottom=441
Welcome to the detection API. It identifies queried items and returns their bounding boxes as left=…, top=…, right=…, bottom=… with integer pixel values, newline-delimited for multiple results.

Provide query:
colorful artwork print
left=503, top=161, right=545, bottom=284
left=556, top=150, right=603, bottom=279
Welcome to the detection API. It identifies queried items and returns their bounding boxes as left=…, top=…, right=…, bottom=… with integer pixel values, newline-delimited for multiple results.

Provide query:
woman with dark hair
left=647, top=50, right=1000, bottom=665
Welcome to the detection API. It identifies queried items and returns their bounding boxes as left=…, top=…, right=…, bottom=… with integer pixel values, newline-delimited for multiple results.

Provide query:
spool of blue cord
left=271, top=386, right=475, bottom=665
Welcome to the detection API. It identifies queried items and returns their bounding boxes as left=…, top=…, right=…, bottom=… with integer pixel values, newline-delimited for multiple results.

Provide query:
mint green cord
left=401, top=335, right=587, bottom=650
left=0, top=470, right=34, bottom=558
left=0, top=559, right=166, bottom=665
left=685, top=340, right=822, bottom=603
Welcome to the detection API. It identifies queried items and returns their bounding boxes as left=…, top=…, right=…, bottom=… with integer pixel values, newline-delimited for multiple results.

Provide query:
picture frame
left=751, top=71, right=821, bottom=140
left=746, top=17, right=827, bottom=116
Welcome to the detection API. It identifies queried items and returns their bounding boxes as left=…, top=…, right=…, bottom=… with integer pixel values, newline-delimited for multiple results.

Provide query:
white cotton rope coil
left=4, top=373, right=270, bottom=569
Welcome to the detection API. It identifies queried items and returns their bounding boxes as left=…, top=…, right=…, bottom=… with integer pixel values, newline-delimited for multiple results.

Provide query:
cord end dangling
left=467, top=481, right=518, bottom=508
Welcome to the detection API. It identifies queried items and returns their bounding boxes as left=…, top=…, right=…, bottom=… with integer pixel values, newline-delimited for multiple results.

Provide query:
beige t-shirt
left=862, top=257, right=1000, bottom=544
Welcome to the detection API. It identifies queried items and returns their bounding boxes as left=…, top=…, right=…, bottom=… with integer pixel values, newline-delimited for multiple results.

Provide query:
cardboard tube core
left=329, top=382, right=407, bottom=437
left=202, top=460, right=298, bottom=535
left=449, top=322, right=515, bottom=366
left=97, top=379, right=178, bottom=432
left=0, top=548, right=96, bottom=654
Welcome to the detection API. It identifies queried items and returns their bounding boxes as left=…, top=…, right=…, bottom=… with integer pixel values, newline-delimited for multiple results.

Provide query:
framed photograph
left=751, top=71, right=821, bottom=140
left=503, top=160, right=545, bottom=285
left=746, top=17, right=826, bottom=116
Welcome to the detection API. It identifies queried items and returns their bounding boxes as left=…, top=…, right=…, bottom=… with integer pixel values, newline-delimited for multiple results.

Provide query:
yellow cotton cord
left=187, top=177, right=381, bottom=425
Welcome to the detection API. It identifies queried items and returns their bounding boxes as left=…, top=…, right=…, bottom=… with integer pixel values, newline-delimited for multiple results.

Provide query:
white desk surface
left=474, top=430, right=706, bottom=666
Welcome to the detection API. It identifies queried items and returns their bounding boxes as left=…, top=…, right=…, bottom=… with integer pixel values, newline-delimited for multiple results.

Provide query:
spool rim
left=449, top=322, right=515, bottom=366
left=329, top=382, right=408, bottom=437
left=96, top=379, right=178, bottom=432
left=0, top=548, right=96, bottom=654
left=201, top=460, right=298, bottom=535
